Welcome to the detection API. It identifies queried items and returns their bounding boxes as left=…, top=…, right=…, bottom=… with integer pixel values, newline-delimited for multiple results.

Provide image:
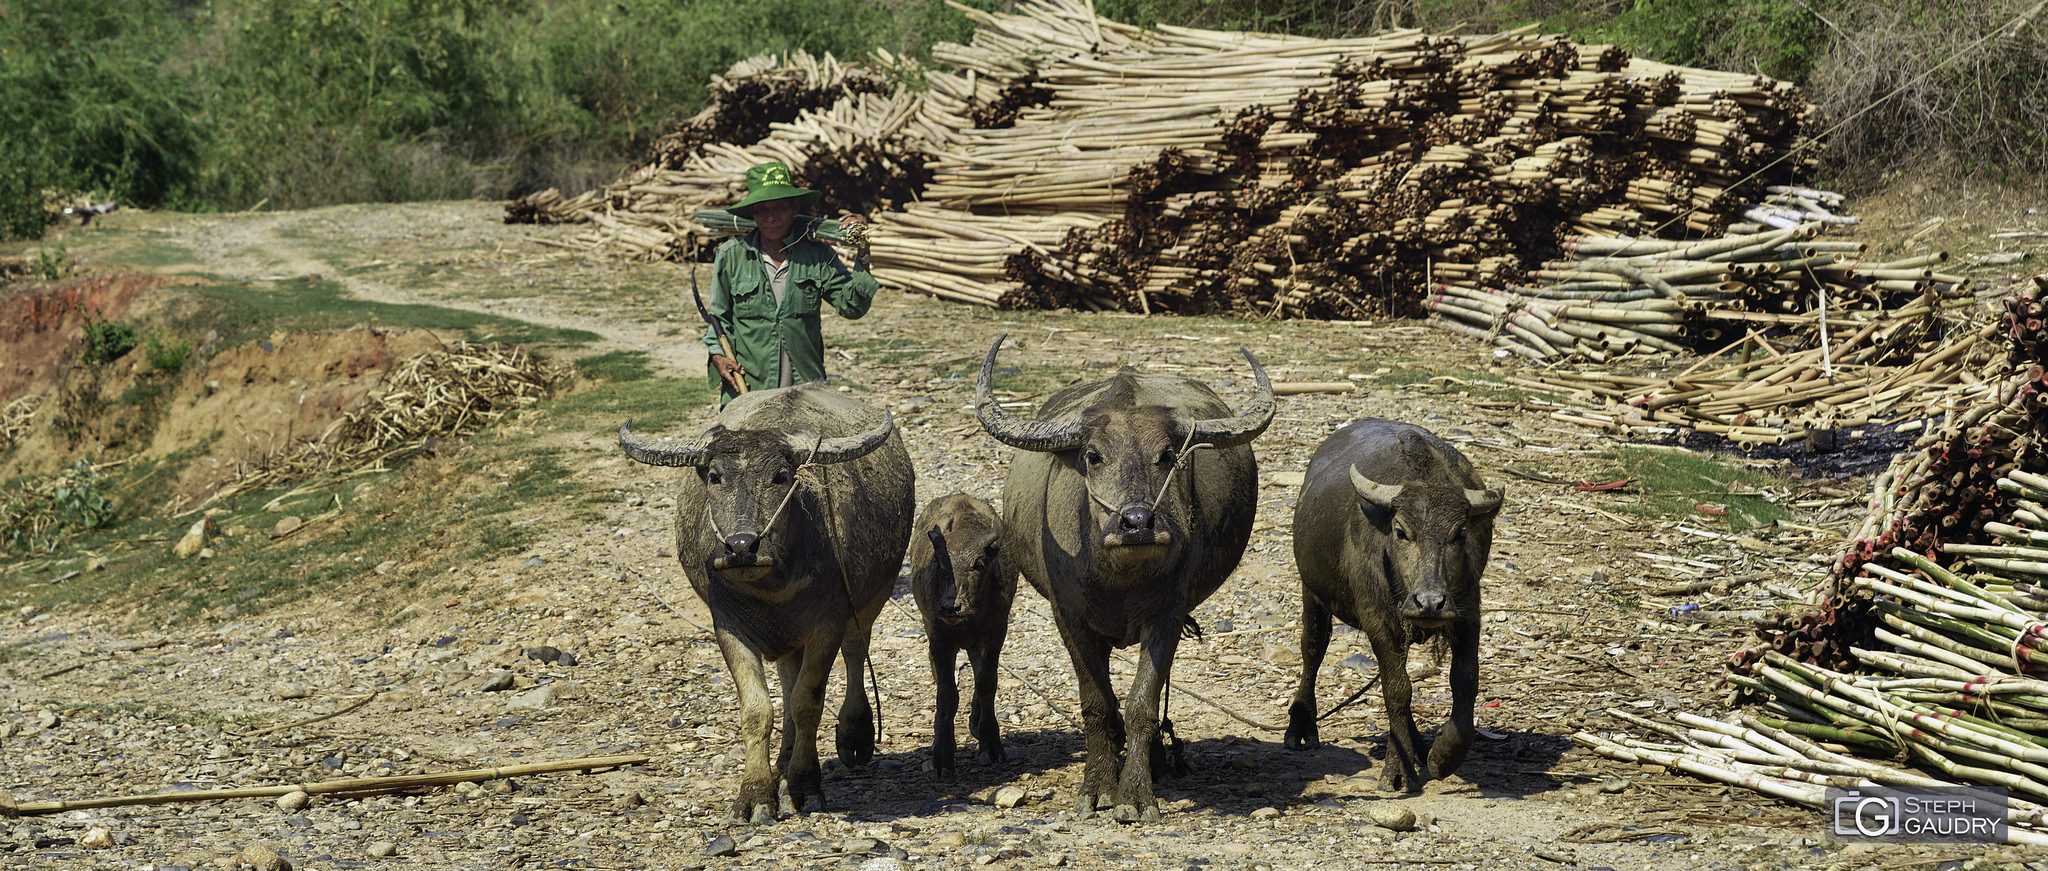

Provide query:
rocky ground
left=3, top=202, right=2041, bottom=870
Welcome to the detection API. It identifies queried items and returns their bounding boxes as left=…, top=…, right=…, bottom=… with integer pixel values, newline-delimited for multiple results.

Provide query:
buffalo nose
left=1409, top=592, right=1447, bottom=616
left=725, top=532, right=760, bottom=555
left=1119, top=506, right=1154, bottom=532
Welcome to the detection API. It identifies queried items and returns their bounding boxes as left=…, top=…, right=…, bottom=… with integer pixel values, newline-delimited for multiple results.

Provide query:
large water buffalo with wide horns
left=975, top=335, right=1274, bottom=821
left=619, top=383, right=914, bottom=823
left=1284, top=418, right=1501, bottom=793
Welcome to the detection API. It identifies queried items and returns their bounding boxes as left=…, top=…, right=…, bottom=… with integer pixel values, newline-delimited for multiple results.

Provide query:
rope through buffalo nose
left=1150, top=427, right=1204, bottom=511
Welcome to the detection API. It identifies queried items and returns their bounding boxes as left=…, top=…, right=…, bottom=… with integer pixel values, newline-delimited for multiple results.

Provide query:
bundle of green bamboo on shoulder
left=687, top=210, right=871, bottom=248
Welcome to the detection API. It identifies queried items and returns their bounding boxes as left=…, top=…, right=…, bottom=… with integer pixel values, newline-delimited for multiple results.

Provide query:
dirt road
left=2, top=202, right=2025, bottom=870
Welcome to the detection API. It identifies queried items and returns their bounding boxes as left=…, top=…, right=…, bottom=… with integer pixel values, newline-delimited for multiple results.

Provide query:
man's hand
left=710, top=354, right=747, bottom=392
left=839, top=211, right=871, bottom=268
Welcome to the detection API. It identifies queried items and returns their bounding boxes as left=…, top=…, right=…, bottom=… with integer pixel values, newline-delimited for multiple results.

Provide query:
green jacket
left=701, top=230, right=879, bottom=403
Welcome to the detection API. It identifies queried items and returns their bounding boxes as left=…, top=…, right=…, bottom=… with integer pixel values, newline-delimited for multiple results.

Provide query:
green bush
left=1, top=459, right=115, bottom=555
left=78, top=312, right=138, bottom=366
left=0, top=0, right=203, bottom=237
left=143, top=332, right=194, bottom=374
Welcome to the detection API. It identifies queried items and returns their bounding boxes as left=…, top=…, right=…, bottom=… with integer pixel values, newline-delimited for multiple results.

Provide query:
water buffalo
left=907, top=493, right=1017, bottom=777
left=1283, top=418, right=1501, bottom=793
left=975, top=335, right=1274, bottom=821
left=619, top=383, right=914, bottom=823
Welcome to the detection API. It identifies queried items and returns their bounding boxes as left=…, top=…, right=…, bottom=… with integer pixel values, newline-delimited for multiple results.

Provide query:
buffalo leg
left=716, top=630, right=781, bottom=824
left=1285, top=591, right=1334, bottom=751
left=1366, top=627, right=1427, bottom=794
left=782, top=637, right=840, bottom=814
left=1113, top=620, right=1179, bottom=822
left=929, top=637, right=961, bottom=777
left=1056, top=622, right=1121, bottom=818
left=966, top=638, right=1006, bottom=763
left=1428, top=617, right=1481, bottom=780
left=835, top=617, right=878, bottom=769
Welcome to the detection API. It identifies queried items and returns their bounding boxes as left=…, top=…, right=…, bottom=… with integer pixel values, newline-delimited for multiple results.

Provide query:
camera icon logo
left=1834, top=790, right=1903, bottom=836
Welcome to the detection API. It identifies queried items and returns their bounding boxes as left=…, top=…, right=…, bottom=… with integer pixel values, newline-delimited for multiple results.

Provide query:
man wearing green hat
left=702, top=161, right=877, bottom=404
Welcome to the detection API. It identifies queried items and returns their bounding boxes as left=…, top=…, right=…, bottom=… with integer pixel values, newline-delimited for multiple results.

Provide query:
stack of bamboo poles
left=203, top=343, right=568, bottom=506
left=518, top=90, right=930, bottom=259
left=647, top=51, right=890, bottom=170
left=1426, top=220, right=1973, bottom=365
left=1575, top=280, right=2048, bottom=842
left=866, top=203, right=1107, bottom=308
left=505, top=0, right=1827, bottom=325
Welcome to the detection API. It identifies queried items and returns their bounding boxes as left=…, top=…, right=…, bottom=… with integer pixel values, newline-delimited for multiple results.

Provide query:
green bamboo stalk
left=691, top=210, right=871, bottom=246
left=1876, top=603, right=2034, bottom=668
left=1887, top=549, right=2028, bottom=615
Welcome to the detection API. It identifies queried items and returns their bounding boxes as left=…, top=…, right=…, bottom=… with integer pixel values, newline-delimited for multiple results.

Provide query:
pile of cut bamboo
left=203, top=343, right=567, bottom=505
left=507, top=51, right=932, bottom=258
left=1429, top=217, right=1973, bottom=364
left=1577, top=278, right=2048, bottom=843
left=506, top=0, right=1828, bottom=323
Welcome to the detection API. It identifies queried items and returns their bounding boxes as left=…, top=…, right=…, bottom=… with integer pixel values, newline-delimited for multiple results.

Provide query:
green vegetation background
left=4, top=0, right=2045, bottom=241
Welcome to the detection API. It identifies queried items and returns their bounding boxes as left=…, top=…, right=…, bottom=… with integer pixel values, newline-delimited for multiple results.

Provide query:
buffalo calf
left=908, top=493, right=1017, bottom=777
left=1284, top=418, right=1501, bottom=793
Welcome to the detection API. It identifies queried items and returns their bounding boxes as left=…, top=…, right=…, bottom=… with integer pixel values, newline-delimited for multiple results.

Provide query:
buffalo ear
left=1359, top=501, right=1393, bottom=529
left=1465, top=485, right=1504, bottom=518
left=926, top=525, right=946, bottom=546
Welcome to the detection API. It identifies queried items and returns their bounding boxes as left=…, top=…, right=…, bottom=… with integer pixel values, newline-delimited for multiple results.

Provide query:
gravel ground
left=4, top=202, right=2041, bottom=871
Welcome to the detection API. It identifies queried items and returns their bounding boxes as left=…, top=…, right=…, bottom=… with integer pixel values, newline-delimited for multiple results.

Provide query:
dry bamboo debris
left=1432, top=220, right=1973, bottom=366
left=1575, top=718, right=2048, bottom=845
left=3, top=755, right=648, bottom=816
left=0, top=393, right=41, bottom=447
left=203, top=342, right=568, bottom=505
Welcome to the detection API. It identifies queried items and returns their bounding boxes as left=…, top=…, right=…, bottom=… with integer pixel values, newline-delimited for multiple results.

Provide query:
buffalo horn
left=974, top=334, right=1086, bottom=452
left=1185, top=349, right=1276, bottom=448
left=619, top=419, right=711, bottom=467
left=789, top=410, right=897, bottom=465
left=1349, top=466, right=1404, bottom=509
left=1465, top=487, right=1503, bottom=516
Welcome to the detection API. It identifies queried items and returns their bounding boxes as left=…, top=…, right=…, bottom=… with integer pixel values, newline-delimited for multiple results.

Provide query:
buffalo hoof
left=735, top=802, right=774, bottom=826
left=1113, top=802, right=1162, bottom=823
left=1075, top=793, right=1101, bottom=820
left=1376, top=765, right=1423, bottom=795
left=1283, top=723, right=1319, bottom=751
left=976, top=741, right=1006, bottom=763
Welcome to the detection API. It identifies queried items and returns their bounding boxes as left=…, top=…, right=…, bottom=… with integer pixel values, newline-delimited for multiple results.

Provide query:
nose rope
left=755, top=434, right=822, bottom=544
left=1150, top=427, right=1204, bottom=511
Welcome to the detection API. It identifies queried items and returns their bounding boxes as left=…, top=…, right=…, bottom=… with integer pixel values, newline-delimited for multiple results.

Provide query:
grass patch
left=179, top=278, right=600, bottom=348
left=1594, top=445, right=1795, bottom=533
left=549, top=376, right=713, bottom=439
left=573, top=350, right=656, bottom=383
